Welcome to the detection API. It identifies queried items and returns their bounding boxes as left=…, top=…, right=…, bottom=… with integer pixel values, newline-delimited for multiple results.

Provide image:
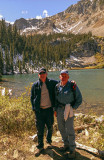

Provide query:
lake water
left=1, top=69, right=104, bottom=115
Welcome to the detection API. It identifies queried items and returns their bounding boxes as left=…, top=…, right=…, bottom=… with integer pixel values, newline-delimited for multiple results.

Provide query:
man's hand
left=71, top=80, right=76, bottom=90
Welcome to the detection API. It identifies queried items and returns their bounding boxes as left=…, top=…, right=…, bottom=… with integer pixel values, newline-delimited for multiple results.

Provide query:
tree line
left=0, top=19, right=99, bottom=78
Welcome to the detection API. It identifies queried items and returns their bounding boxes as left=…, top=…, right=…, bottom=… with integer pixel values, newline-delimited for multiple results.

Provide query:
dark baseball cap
left=60, top=69, right=69, bottom=75
left=39, top=67, right=46, bottom=74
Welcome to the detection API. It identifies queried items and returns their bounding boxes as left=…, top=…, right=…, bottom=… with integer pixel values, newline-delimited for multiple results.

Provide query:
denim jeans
left=35, top=107, right=54, bottom=148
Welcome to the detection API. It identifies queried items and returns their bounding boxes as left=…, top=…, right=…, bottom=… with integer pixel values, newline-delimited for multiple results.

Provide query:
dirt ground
left=0, top=134, right=103, bottom=160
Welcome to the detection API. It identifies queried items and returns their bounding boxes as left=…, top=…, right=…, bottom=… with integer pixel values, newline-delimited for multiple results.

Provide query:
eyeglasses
left=39, top=72, right=46, bottom=75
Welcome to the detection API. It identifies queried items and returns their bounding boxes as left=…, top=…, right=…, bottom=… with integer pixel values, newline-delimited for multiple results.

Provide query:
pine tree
left=0, top=48, right=3, bottom=74
left=0, top=19, right=7, bottom=48
left=19, top=60, right=22, bottom=74
left=9, top=44, right=14, bottom=73
left=22, top=51, right=25, bottom=69
left=7, top=24, right=13, bottom=45
left=0, top=50, right=3, bottom=80
left=5, top=47, right=10, bottom=73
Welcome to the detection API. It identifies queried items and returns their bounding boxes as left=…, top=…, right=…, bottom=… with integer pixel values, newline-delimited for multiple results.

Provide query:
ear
left=59, top=75, right=61, bottom=80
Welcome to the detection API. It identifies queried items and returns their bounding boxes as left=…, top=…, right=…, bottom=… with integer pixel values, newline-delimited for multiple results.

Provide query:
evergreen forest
left=0, top=19, right=103, bottom=80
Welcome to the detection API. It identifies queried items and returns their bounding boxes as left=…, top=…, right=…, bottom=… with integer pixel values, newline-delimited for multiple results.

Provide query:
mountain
left=14, top=0, right=104, bottom=36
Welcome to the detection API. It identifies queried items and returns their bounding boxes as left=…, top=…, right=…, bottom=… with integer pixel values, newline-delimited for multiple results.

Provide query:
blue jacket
left=55, top=81, right=82, bottom=109
left=31, top=78, right=58, bottom=112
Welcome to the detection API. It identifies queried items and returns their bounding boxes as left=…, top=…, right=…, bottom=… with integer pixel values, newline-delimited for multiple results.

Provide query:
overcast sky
left=0, top=0, right=79, bottom=23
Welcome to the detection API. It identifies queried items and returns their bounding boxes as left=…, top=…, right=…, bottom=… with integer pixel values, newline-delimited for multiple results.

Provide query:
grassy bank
left=0, top=86, right=36, bottom=135
left=0, top=87, right=104, bottom=152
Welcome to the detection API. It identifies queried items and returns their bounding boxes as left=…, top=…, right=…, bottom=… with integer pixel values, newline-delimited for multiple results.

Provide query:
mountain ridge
left=14, top=0, right=104, bottom=36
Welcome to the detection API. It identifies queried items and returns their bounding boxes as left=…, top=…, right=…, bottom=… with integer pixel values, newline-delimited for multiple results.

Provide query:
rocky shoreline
left=2, top=55, right=102, bottom=76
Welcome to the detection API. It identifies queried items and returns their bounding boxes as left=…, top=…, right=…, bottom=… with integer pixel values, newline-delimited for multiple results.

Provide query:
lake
left=1, top=69, right=104, bottom=115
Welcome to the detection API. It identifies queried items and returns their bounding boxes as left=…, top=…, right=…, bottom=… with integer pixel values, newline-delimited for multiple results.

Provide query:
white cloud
left=0, top=14, right=3, bottom=19
left=36, top=15, right=42, bottom=19
left=43, top=10, right=49, bottom=17
left=6, top=21, right=14, bottom=25
left=36, top=9, right=49, bottom=19
left=21, top=10, right=28, bottom=14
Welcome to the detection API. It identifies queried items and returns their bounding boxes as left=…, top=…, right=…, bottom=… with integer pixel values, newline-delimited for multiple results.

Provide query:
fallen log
left=76, top=142, right=104, bottom=158
left=75, top=113, right=104, bottom=123
left=75, top=123, right=96, bottom=131
left=29, top=134, right=104, bottom=158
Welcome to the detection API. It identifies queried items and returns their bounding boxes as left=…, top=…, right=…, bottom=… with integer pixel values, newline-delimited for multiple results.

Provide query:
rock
left=56, top=131, right=61, bottom=137
left=13, top=149, right=18, bottom=158
left=52, top=136, right=61, bottom=142
left=95, top=115, right=104, bottom=122
left=4, top=152, right=7, bottom=156
left=30, top=145, right=36, bottom=152
left=85, top=129, right=89, bottom=137
left=1, top=88, right=5, bottom=96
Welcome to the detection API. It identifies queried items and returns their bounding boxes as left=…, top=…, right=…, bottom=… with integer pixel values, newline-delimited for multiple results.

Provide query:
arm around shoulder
left=72, top=85, right=82, bottom=109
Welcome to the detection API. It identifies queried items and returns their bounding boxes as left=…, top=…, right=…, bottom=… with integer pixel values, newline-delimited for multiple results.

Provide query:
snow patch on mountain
left=68, top=21, right=82, bottom=31
left=53, top=27, right=63, bottom=33
left=21, top=26, right=39, bottom=34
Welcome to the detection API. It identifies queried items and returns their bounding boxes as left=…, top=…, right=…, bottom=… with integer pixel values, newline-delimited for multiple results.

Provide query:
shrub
left=0, top=87, right=36, bottom=135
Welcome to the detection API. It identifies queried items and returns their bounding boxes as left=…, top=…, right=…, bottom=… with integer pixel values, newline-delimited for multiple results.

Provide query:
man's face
left=38, top=72, right=47, bottom=82
left=59, top=73, right=69, bottom=85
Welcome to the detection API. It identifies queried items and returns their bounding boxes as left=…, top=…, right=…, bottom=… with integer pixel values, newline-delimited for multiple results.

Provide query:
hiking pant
left=57, top=107, right=76, bottom=151
left=35, top=107, right=54, bottom=149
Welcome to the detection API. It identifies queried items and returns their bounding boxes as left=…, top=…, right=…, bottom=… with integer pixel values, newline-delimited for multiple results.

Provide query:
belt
left=40, top=106, right=52, bottom=109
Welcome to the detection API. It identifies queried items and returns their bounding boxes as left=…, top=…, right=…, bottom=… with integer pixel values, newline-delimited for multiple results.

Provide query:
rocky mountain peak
left=14, top=0, right=104, bottom=36
left=65, top=0, right=104, bottom=14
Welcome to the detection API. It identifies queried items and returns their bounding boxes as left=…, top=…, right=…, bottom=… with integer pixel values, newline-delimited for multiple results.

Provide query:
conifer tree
left=0, top=48, right=3, bottom=74
left=0, top=19, right=7, bottom=44
left=0, top=73, right=2, bottom=81
left=7, top=24, right=13, bottom=45
left=22, top=51, right=25, bottom=69
left=19, top=60, right=22, bottom=74
left=9, top=44, right=14, bottom=74
left=5, top=47, right=10, bottom=73
left=0, top=50, right=3, bottom=80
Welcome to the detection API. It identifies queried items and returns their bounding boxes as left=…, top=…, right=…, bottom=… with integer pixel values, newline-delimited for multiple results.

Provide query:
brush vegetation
left=0, top=85, right=36, bottom=135
left=0, top=86, right=104, bottom=152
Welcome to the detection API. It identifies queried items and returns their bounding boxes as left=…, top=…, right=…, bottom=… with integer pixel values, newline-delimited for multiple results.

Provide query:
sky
left=0, top=0, right=79, bottom=24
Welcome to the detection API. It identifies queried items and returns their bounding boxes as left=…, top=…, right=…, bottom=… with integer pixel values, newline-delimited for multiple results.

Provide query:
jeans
left=35, top=107, right=54, bottom=148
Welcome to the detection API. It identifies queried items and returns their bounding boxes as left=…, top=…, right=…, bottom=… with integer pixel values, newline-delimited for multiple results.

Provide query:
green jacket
left=55, top=81, right=82, bottom=109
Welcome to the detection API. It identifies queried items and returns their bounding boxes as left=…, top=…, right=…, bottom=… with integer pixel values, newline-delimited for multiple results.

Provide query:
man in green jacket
left=55, top=69, right=82, bottom=159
